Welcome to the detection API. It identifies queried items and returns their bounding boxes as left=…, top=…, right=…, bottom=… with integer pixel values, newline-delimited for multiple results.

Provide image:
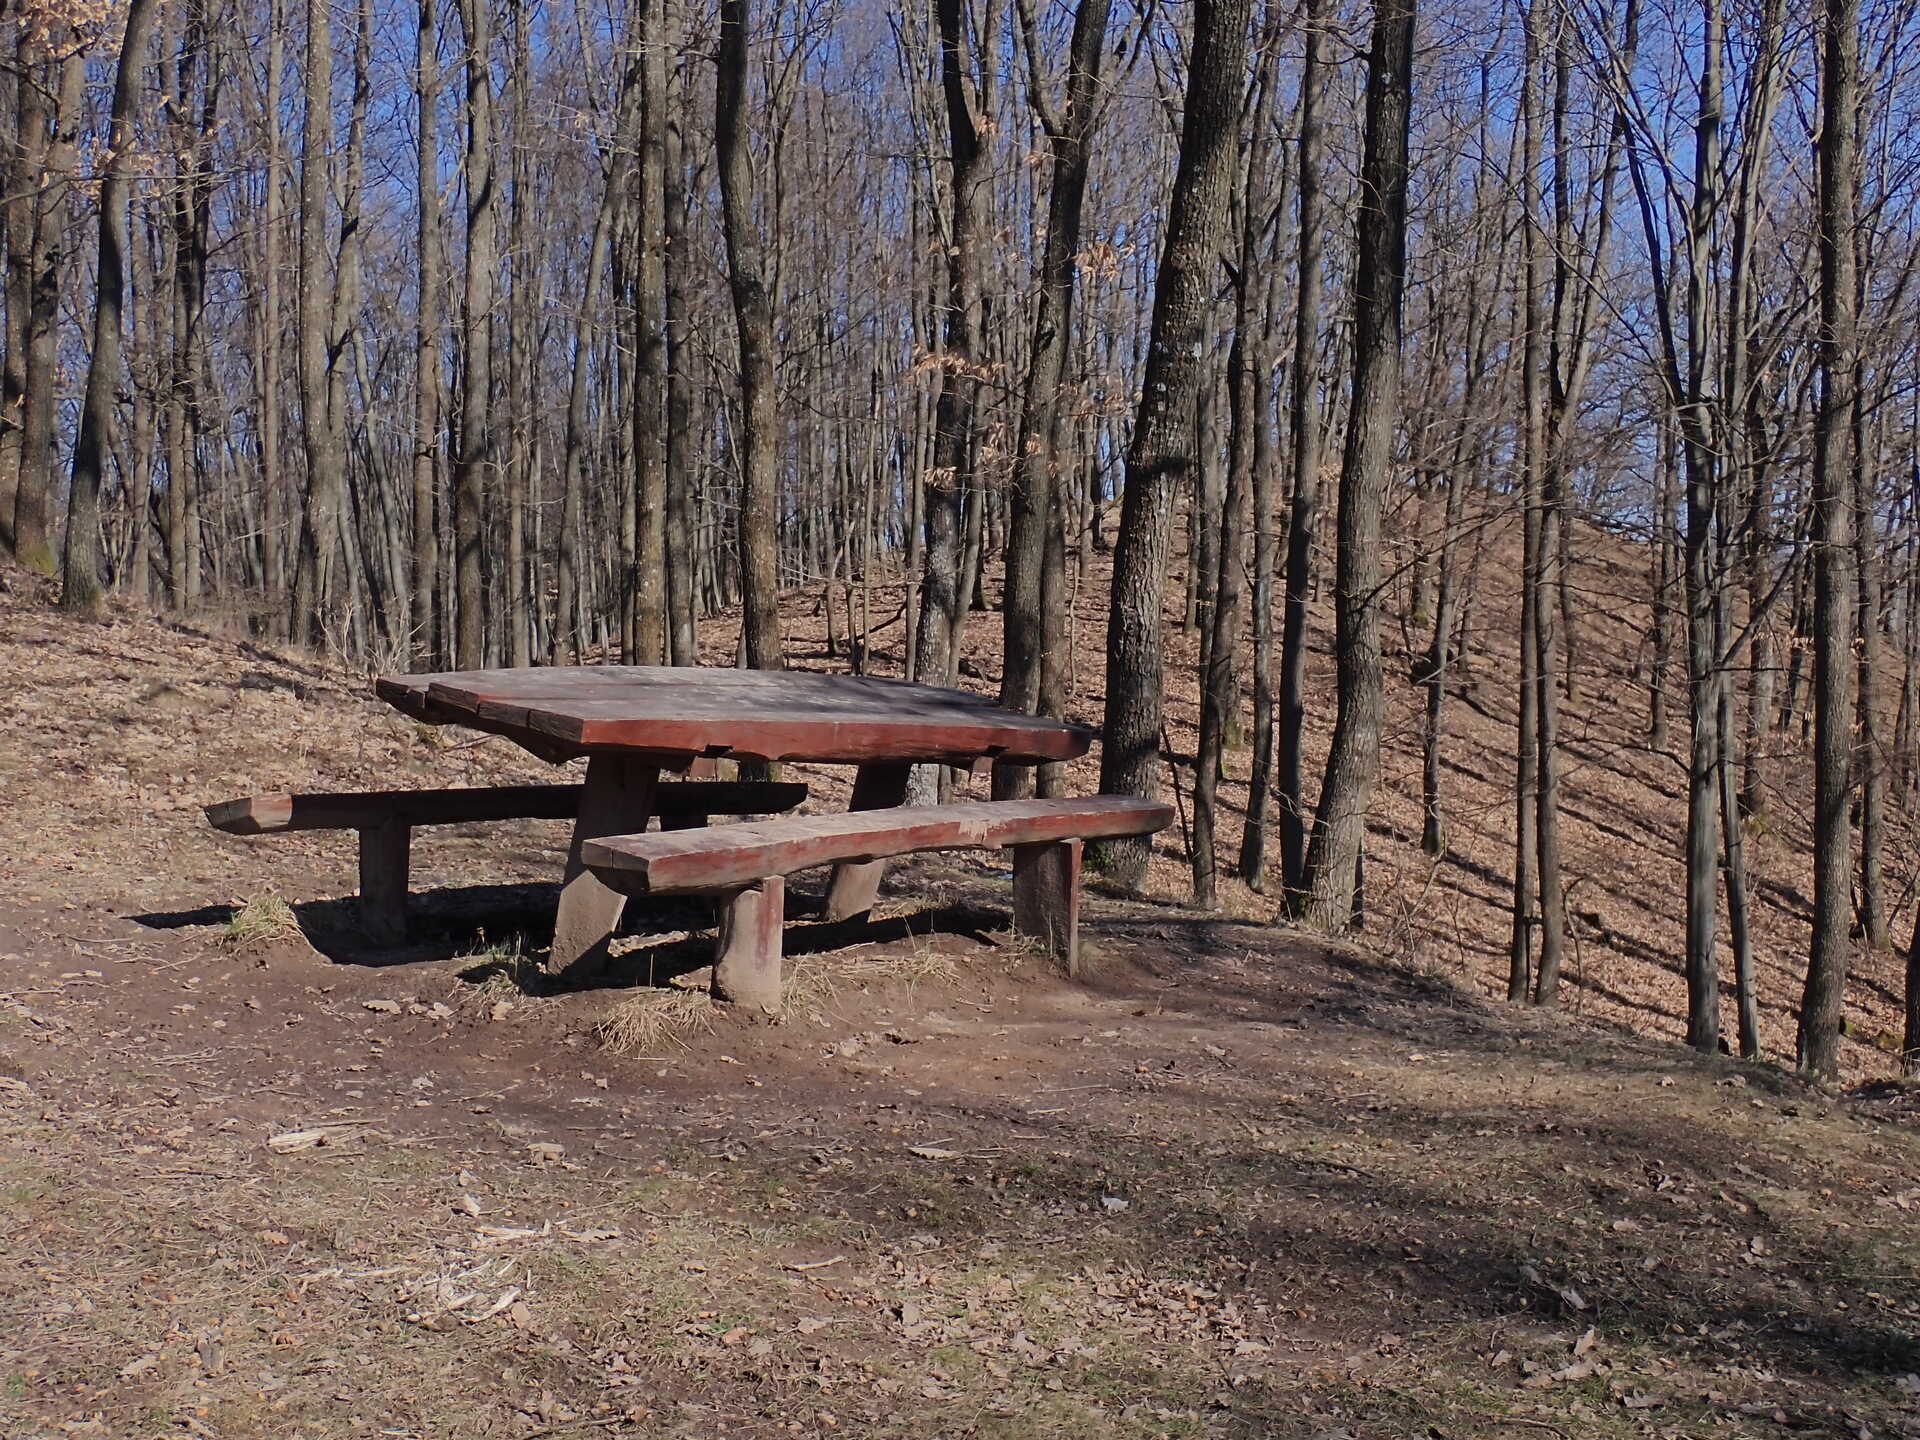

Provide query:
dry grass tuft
left=219, top=895, right=299, bottom=952
left=454, top=934, right=545, bottom=1011
left=595, top=986, right=714, bottom=1053
left=781, top=939, right=962, bottom=1022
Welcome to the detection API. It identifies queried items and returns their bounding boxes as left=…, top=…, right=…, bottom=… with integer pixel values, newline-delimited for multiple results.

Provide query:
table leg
left=549, top=755, right=659, bottom=981
left=711, top=875, right=786, bottom=1014
left=357, top=820, right=411, bottom=946
left=1012, top=837, right=1082, bottom=975
left=822, top=761, right=912, bottom=922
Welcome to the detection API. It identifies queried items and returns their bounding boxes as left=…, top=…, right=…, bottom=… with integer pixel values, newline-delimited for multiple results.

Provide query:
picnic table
left=374, top=666, right=1095, bottom=977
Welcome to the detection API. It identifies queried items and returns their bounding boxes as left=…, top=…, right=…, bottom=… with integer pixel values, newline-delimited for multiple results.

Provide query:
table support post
left=711, top=875, right=785, bottom=1014
left=357, top=820, right=411, bottom=945
left=1012, top=837, right=1082, bottom=975
left=549, top=755, right=659, bottom=981
left=822, top=761, right=912, bottom=922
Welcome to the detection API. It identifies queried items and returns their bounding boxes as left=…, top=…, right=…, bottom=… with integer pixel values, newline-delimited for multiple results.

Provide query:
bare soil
left=2, top=554, right=1918, bottom=1439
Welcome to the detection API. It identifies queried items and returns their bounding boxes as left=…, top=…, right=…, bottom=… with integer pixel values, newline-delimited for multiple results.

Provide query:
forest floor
left=2, top=533, right=1919, bottom=1439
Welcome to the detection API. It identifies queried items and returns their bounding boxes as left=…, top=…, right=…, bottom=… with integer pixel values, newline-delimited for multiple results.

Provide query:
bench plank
left=582, top=796, right=1172, bottom=896
left=205, top=780, right=808, bottom=950
left=205, top=781, right=807, bottom=835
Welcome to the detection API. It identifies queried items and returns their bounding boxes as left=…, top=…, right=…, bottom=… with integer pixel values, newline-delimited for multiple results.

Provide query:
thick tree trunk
left=1299, top=0, right=1414, bottom=931
left=1195, top=11, right=1281, bottom=906
left=257, top=0, right=289, bottom=630
left=1095, top=0, right=1252, bottom=890
left=18, top=48, right=83, bottom=581
left=291, top=0, right=345, bottom=644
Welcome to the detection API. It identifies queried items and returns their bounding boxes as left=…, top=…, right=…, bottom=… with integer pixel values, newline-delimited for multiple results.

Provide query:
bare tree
left=999, top=0, right=1112, bottom=793
left=1095, top=0, right=1252, bottom=890
left=452, top=0, right=498, bottom=666
left=715, top=0, right=782, bottom=669
left=1274, top=0, right=1327, bottom=900
left=1195, top=5, right=1285, bottom=906
left=1299, top=0, right=1416, bottom=931
left=413, top=0, right=443, bottom=662
left=1800, top=0, right=1861, bottom=1078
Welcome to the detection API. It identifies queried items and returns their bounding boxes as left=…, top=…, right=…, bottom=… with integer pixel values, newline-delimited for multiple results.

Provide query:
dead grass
left=595, top=985, right=715, bottom=1053
left=217, top=894, right=298, bottom=952
left=782, top=936, right=965, bottom=1021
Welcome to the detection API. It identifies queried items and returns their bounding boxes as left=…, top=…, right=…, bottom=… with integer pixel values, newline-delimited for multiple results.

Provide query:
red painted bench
left=205, top=781, right=807, bottom=942
left=581, top=795, right=1173, bottom=1010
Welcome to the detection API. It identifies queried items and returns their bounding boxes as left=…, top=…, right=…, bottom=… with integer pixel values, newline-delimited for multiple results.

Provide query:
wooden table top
left=375, top=666, right=1094, bottom=767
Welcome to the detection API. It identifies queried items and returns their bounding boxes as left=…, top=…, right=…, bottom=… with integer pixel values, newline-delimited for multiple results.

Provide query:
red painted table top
left=374, top=666, right=1093, bottom=767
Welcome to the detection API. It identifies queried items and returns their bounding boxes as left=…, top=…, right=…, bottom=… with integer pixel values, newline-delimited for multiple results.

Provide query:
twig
left=520, top=1417, right=633, bottom=1439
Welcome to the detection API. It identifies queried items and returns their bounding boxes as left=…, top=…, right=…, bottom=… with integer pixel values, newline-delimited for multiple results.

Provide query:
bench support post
left=1012, top=837, right=1082, bottom=975
left=357, top=821, right=411, bottom=945
left=711, top=875, right=785, bottom=1014
left=823, top=762, right=911, bottom=922
left=550, top=756, right=659, bottom=981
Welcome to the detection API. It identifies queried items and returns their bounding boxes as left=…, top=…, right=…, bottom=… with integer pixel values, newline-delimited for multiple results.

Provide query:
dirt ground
left=2, top=565, right=1919, bottom=1439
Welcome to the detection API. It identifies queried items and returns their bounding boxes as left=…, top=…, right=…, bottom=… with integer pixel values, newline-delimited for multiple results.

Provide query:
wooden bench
left=580, top=795, right=1173, bottom=1010
left=205, top=781, right=808, bottom=942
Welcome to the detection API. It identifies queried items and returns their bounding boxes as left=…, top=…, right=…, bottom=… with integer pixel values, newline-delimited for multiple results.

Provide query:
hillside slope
left=1, top=511, right=1909, bottom=1079
left=3, top=559, right=1920, bottom=1438
left=807, top=518, right=1914, bottom=1080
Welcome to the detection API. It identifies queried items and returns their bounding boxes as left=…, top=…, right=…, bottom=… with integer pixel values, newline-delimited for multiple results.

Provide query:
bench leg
left=711, top=876, right=785, bottom=1015
left=358, top=820, right=411, bottom=945
left=1012, top=837, right=1082, bottom=976
left=823, top=761, right=911, bottom=922
left=550, top=756, right=659, bottom=982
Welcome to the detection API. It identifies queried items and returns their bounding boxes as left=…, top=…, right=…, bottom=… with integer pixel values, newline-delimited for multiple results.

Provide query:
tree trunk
left=1094, top=0, right=1252, bottom=890
left=0, top=25, right=52, bottom=564
left=1853, top=401, right=1887, bottom=950
left=1276, top=0, right=1326, bottom=900
left=715, top=0, right=782, bottom=669
left=631, top=0, right=669, bottom=664
left=1195, top=9, right=1281, bottom=906
left=452, top=0, right=497, bottom=667
left=1299, top=0, right=1414, bottom=931
left=63, top=0, right=165, bottom=612
left=910, top=0, right=987, bottom=695
left=997, top=0, right=1110, bottom=800
left=663, top=0, right=699, bottom=664
left=1799, top=0, right=1858, bottom=1078
left=413, top=0, right=442, bottom=662
left=291, top=0, right=345, bottom=644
